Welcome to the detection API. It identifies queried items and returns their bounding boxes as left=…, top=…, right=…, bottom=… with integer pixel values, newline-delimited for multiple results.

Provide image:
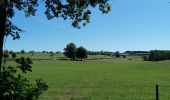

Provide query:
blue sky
left=5, top=0, right=170, bottom=52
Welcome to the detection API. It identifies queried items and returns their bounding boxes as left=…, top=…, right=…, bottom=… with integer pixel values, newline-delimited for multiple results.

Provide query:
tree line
left=143, top=50, right=170, bottom=61
left=88, top=50, right=114, bottom=56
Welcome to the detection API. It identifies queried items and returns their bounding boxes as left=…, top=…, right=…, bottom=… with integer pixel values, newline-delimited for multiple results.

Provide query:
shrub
left=123, top=55, right=126, bottom=58
left=11, top=52, right=16, bottom=58
left=9, top=50, right=13, bottom=54
left=0, top=57, right=48, bottom=99
left=3, top=53, right=9, bottom=58
left=20, top=50, right=25, bottom=54
left=115, top=51, right=120, bottom=58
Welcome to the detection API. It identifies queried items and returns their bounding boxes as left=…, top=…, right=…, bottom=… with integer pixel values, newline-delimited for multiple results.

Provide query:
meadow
left=8, top=53, right=170, bottom=100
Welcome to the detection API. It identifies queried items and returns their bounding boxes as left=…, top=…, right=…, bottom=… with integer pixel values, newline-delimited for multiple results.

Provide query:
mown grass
left=10, top=56, right=170, bottom=100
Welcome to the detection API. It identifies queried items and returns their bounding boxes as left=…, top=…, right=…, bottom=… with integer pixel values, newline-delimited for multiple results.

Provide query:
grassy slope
left=17, top=56, right=170, bottom=100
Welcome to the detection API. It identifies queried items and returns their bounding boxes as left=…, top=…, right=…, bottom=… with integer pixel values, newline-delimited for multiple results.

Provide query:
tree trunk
left=0, top=0, right=7, bottom=73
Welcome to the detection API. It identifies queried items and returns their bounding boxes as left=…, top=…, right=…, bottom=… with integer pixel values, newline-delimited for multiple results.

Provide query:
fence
left=39, top=85, right=170, bottom=100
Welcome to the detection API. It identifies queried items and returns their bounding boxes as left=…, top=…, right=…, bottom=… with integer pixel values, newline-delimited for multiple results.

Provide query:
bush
left=3, top=53, right=9, bottom=58
left=123, top=55, right=126, bottom=58
left=11, top=52, right=17, bottom=58
left=20, top=50, right=25, bottom=54
left=9, top=50, right=13, bottom=54
left=0, top=57, right=48, bottom=99
left=115, top=51, right=120, bottom=58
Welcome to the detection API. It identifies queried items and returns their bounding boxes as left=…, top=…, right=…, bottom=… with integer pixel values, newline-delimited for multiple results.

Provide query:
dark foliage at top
left=45, top=0, right=111, bottom=28
left=4, top=0, right=111, bottom=40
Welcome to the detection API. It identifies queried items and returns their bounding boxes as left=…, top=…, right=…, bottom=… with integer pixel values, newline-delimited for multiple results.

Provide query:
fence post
left=156, top=85, right=159, bottom=100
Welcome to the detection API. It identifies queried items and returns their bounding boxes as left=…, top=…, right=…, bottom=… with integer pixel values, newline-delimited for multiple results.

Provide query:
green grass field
left=8, top=54, right=170, bottom=99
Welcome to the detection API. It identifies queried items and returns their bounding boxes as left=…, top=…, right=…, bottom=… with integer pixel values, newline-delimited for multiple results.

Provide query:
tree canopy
left=4, top=0, right=111, bottom=40
left=64, top=43, right=77, bottom=60
left=76, top=46, right=87, bottom=60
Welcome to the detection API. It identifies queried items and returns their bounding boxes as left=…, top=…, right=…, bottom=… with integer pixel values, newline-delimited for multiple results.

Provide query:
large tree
left=76, top=46, right=87, bottom=60
left=64, top=43, right=77, bottom=60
